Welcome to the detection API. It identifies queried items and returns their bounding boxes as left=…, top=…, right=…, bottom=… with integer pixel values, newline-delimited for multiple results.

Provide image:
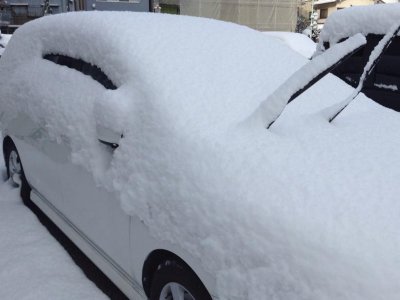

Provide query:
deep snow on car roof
left=1, top=11, right=306, bottom=135
left=319, top=3, right=400, bottom=45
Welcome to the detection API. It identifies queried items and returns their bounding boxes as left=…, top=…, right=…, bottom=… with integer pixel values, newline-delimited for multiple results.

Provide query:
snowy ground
left=0, top=134, right=107, bottom=300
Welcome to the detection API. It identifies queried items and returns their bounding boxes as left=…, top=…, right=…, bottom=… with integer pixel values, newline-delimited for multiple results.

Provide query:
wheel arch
left=142, top=249, right=209, bottom=298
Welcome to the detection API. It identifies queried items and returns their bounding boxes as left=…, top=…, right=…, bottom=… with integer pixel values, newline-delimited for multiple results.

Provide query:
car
left=316, top=3, right=400, bottom=112
left=262, top=31, right=316, bottom=59
left=1, top=9, right=400, bottom=300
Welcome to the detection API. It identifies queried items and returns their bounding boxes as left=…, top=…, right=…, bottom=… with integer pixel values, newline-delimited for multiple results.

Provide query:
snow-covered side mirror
left=97, top=124, right=121, bottom=149
left=95, top=91, right=129, bottom=150
left=249, top=33, right=367, bottom=129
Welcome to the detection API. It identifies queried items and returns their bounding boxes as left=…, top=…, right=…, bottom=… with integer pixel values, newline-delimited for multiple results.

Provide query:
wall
left=85, top=0, right=150, bottom=12
left=180, top=0, right=298, bottom=31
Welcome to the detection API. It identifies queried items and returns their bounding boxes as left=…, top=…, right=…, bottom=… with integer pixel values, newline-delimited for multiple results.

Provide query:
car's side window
left=43, top=54, right=117, bottom=90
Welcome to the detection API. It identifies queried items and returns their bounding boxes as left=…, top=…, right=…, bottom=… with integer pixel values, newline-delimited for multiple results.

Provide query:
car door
left=35, top=54, right=132, bottom=274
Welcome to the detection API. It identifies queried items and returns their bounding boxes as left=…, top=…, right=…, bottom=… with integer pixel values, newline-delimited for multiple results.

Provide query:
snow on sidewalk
left=0, top=155, right=107, bottom=299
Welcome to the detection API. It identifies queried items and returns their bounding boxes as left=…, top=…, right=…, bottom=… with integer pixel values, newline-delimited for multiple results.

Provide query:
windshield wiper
left=247, top=34, right=367, bottom=130
left=329, top=23, right=400, bottom=122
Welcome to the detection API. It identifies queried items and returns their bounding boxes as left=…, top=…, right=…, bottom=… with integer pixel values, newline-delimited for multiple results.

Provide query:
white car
left=262, top=31, right=316, bottom=59
left=1, top=9, right=400, bottom=300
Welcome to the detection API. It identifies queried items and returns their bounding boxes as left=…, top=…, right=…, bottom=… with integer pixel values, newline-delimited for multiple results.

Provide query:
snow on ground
left=1, top=12, right=400, bottom=300
left=0, top=135, right=107, bottom=300
left=262, top=31, right=316, bottom=58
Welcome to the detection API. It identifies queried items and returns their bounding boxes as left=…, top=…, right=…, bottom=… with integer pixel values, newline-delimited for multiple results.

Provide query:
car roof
left=2, top=12, right=306, bottom=135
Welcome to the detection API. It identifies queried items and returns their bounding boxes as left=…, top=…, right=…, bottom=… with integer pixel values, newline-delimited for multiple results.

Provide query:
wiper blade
left=329, top=23, right=400, bottom=122
left=249, top=34, right=367, bottom=130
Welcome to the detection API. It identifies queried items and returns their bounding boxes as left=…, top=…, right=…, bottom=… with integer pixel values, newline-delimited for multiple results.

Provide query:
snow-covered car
left=1, top=9, right=400, bottom=300
left=262, top=31, right=316, bottom=59
left=316, top=4, right=400, bottom=111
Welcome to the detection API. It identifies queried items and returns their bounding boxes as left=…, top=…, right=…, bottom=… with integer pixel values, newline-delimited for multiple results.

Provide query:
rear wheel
left=4, top=140, right=31, bottom=204
left=150, top=260, right=212, bottom=300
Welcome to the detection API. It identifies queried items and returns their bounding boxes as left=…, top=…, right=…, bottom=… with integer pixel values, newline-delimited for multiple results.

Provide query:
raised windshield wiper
left=329, top=23, right=400, bottom=122
left=248, top=34, right=367, bottom=130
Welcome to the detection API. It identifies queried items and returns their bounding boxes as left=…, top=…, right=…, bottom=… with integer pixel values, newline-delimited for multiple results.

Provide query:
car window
left=43, top=54, right=117, bottom=90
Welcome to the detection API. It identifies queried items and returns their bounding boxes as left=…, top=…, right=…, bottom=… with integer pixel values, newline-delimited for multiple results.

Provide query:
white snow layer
left=319, top=3, right=400, bottom=45
left=262, top=31, right=316, bottom=58
left=0, top=34, right=11, bottom=56
left=0, top=12, right=400, bottom=300
left=0, top=135, right=107, bottom=300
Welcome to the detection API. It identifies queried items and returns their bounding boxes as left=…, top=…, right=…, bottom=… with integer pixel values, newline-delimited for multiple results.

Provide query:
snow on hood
left=319, top=3, right=400, bottom=46
left=1, top=12, right=400, bottom=300
left=262, top=31, right=316, bottom=58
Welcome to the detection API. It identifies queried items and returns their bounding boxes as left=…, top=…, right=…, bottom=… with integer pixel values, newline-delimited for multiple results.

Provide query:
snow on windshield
left=319, top=3, right=400, bottom=45
left=1, top=12, right=400, bottom=300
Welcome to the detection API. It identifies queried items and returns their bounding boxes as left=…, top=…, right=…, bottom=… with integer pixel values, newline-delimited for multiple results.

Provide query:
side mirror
left=97, top=124, right=122, bottom=149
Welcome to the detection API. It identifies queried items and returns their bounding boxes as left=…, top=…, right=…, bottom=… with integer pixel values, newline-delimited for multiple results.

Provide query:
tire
left=4, top=140, right=31, bottom=205
left=150, top=260, right=212, bottom=300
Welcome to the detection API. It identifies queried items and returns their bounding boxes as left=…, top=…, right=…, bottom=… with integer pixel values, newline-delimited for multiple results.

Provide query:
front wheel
left=4, top=140, right=31, bottom=204
left=150, top=261, right=212, bottom=300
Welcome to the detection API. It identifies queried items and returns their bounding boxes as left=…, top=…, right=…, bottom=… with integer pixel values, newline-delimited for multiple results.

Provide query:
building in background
left=0, top=0, right=152, bottom=33
left=81, top=0, right=150, bottom=13
left=0, top=0, right=62, bottom=32
left=177, top=0, right=298, bottom=31
left=159, top=0, right=180, bottom=14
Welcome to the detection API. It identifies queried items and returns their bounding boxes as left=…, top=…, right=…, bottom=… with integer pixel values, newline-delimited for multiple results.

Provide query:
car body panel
left=29, top=186, right=146, bottom=299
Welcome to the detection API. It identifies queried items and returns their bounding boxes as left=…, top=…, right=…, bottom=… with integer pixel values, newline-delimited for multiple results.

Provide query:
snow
left=0, top=136, right=107, bottom=299
left=0, top=34, right=12, bottom=56
left=324, top=24, right=400, bottom=121
left=251, top=33, right=366, bottom=128
left=374, top=83, right=398, bottom=91
left=314, top=0, right=335, bottom=4
left=319, top=3, right=400, bottom=46
left=1, top=12, right=400, bottom=300
left=262, top=31, right=316, bottom=58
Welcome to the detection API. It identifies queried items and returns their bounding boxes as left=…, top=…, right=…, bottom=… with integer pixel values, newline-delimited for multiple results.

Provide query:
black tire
left=150, top=260, right=212, bottom=300
left=4, top=140, right=31, bottom=205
